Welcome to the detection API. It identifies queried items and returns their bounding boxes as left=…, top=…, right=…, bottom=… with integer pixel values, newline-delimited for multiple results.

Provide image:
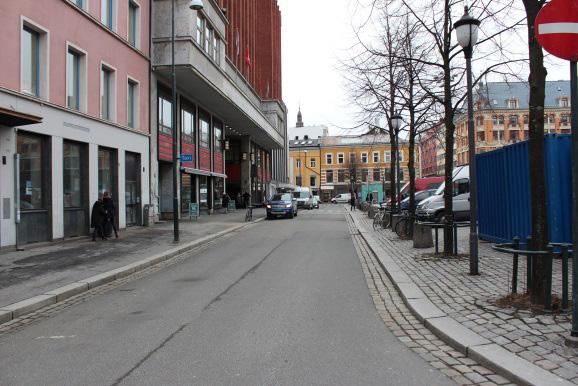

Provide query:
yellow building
left=289, top=129, right=417, bottom=202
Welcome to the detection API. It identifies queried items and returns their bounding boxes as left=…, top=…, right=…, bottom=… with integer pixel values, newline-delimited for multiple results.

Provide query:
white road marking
left=35, top=335, right=76, bottom=340
left=539, top=22, right=578, bottom=35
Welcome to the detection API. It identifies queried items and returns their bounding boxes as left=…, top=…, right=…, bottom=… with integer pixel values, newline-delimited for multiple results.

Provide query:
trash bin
left=142, top=204, right=150, bottom=227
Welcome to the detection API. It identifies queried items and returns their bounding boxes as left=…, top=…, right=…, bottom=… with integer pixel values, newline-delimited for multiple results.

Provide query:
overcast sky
left=277, top=0, right=571, bottom=135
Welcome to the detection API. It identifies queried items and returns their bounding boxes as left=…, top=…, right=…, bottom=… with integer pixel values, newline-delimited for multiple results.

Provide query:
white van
left=293, top=187, right=314, bottom=209
left=331, top=193, right=351, bottom=204
left=416, top=166, right=470, bottom=222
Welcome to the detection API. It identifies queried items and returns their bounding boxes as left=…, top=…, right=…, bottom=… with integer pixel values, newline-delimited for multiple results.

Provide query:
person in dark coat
left=350, top=191, right=356, bottom=211
left=242, top=191, right=251, bottom=209
left=222, top=193, right=230, bottom=213
left=102, top=191, right=118, bottom=238
left=91, top=195, right=107, bottom=241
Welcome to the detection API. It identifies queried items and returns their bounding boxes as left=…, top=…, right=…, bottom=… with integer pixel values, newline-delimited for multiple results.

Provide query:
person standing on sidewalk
left=222, top=193, right=230, bottom=213
left=242, top=191, right=251, bottom=209
left=102, top=191, right=118, bottom=238
left=91, top=195, right=107, bottom=241
left=350, top=191, right=356, bottom=211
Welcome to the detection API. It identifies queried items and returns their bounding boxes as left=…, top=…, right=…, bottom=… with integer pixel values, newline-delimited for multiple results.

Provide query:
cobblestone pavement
left=347, top=215, right=514, bottom=386
left=352, top=209, right=578, bottom=384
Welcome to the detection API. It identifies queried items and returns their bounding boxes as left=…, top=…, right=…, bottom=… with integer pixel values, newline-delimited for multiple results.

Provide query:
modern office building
left=0, top=0, right=151, bottom=247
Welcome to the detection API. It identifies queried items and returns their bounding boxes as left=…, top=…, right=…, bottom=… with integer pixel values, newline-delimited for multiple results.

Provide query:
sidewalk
left=349, top=209, right=577, bottom=386
left=0, top=208, right=265, bottom=309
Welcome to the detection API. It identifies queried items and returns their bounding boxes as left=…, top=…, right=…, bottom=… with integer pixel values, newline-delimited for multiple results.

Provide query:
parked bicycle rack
left=492, top=239, right=573, bottom=314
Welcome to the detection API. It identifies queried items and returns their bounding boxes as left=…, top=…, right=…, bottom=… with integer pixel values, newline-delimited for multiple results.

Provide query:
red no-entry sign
left=535, top=0, right=578, bottom=61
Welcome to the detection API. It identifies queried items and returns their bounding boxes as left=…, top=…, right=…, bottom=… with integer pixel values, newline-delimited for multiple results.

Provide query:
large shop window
left=181, top=108, right=195, bottom=144
left=98, top=147, right=116, bottom=196
left=200, top=114, right=210, bottom=148
left=18, top=134, right=45, bottom=210
left=63, top=142, right=83, bottom=208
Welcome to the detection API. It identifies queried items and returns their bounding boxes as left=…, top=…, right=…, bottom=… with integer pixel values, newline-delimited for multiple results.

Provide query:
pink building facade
left=0, top=0, right=151, bottom=247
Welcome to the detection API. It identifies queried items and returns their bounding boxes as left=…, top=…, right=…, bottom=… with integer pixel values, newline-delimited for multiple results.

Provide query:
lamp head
left=454, top=6, right=480, bottom=52
left=390, top=114, right=403, bottom=130
left=189, top=0, right=204, bottom=11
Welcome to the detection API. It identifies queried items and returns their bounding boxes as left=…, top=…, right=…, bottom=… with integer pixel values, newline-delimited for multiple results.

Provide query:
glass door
left=63, top=141, right=88, bottom=237
left=125, top=152, right=141, bottom=226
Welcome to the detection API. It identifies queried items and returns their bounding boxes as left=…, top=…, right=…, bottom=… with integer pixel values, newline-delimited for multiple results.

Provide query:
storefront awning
left=0, top=107, right=42, bottom=127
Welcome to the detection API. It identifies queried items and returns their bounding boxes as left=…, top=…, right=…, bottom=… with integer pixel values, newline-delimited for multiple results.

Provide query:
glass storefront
left=18, top=134, right=44, bottom=210
left=214, top=177, right=224, bottom=209
left=98, top=147, right=115, bottom=196
left=181, top=173, right=193, bottom=214
left=199, top=175, right=208, bottom=208
left=63, top=142, right=83, bottom=208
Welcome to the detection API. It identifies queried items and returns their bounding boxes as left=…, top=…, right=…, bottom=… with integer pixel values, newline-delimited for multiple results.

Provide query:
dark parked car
left=266, top=193, right=298, bottom=219
left=399, top=189, right=437, bottom=211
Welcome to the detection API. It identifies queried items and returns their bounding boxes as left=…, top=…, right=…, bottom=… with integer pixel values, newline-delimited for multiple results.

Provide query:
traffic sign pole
left=570, top=60, right=578, bottom=338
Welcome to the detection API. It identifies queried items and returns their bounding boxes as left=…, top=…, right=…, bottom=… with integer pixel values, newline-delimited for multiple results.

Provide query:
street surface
left=0, top=205, right=455, bottom=385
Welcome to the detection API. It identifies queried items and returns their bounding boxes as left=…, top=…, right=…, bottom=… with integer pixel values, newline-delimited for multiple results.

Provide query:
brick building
left=150, top=0, right=287, bottom=219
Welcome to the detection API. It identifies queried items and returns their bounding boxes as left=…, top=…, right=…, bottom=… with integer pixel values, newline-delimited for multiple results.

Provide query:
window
left=361, top=169, right=368, bottom=182
left=477, top=131, right=485, bottom=142
left=158, top=95, right=173, bottom=134
left=384, top=169, right=391, bottom=180
left=510, top=130, right=519, bottom=142
left=493, top=130, right=503, bottom=142
left=296, top=158, right=301, bottom=168
left=63, top=141, right=84, bottom=208
left=128, top=1, right=139, bottom=48
left=310, top=176, right=316, bottom=187
left=384, top=151, right=391, bottom=163
left=326, top=153, right=333, bottom=165
left=21, top=26, right=40, bottom=96
left=398, top=151, right=404, bottom=162
left=373, top=152, right=379, bottom=163
left=196, top=15, right=204, bottom=45
left=338, top=169, right=345, bottom=183
left=204, top=24, right=211, bottom=54
left=127, top=79, right=139, bottom=128
left=18, top=133, right=46, bottom=210
left=326, top=170, right=334, bottom=183
left=98, top=147, right=115, bottom=196
left=213, top=35, right=219, bottom=62
left=295, top=176, right=302, bottom=186
left=561, top=114, right=570, bottom=126
left=560, top=97, right=569, bottom=107
left=349, top=152, right=355, bottom=164
left=75, top=0, right=84, bottom=7
left=476, top=116, right=484, bottom=127
left=181, top=108, right=195, bottom=144
left=199, top=114, right=210, bottom=147
left=373, top=169, right=381, bottom=181
left=101, top=0, right=115, bottom=30
left=508, top=99, right=518, bottom=109
left=509, top=115, right=518, bottom=127
left=67, top=49, right=81, bottom=110
left=310, top=158, right=316, bottom=168
left=100, top=65, right=115, bottom=120
left=361, top=153, right=368, bottom=163
left=337, top=153, right=344, bottom=164
left=453, top=178, right=469, bottom=196
left=214, top=121, right=222, bottom=151
left=523, top=115, right=528, bottom=125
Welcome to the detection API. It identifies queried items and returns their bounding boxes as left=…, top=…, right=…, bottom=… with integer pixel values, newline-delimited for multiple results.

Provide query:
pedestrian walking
left=91, top=195, right=107, bottom=241
left=242, top=191, right=251, bottom=209
left=102, top=191, right=118, bottom=238
left=369, top=192, right=373, bottom=203
left=350, top=192, right=356, bottom=211
left=222, top=193, right=230, bottom=213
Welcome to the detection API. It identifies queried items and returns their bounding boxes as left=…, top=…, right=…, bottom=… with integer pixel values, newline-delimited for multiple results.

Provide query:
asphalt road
left=0, top=205, right=455, bottom=386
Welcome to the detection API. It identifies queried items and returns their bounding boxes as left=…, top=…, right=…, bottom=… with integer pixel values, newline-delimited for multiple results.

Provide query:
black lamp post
left=454, top=6, right=481, bottom=274
left=172, top=0, right=204, bottom=242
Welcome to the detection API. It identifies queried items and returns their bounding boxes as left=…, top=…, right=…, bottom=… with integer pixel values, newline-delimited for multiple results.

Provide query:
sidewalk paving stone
left=0, top=208, right=264, bottom=311
left=351, top=209, right=578, bottom=384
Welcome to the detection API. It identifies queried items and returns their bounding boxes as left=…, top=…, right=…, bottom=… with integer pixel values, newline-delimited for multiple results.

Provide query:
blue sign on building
left=180, top=154, right=193, bottom=162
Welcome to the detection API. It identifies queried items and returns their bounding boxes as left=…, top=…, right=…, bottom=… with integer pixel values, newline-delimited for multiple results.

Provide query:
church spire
left=296, top=106, right=304, bottom=128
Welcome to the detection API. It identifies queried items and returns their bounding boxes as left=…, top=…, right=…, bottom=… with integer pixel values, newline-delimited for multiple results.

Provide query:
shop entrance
left=63, top=141, right=89, bottom=237
left=125, top=152, right=141, bottom=226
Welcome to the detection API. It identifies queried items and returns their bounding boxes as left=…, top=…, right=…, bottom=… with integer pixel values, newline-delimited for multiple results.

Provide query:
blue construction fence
left=476, top=134, right=572, bottom=244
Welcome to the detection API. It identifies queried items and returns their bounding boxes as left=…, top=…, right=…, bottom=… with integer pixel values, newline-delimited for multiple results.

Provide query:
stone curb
left=0, top=217, right=264, bottom=326
left=349, top=212, right=574, bottom=386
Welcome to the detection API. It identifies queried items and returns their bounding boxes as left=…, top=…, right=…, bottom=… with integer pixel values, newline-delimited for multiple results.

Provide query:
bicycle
left=245, top=205, right=253, bottom=222
left=373, top=207, right=391, bottom=230
left=394, top=213, right=414, bottom=239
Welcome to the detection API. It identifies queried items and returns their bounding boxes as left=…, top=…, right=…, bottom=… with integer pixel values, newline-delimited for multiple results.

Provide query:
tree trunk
left=523, top=0, right=548, bottom=304
left=443, top=68, right=455, bottom=255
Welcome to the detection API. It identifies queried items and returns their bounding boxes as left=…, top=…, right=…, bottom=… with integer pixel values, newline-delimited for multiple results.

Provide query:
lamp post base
left=565, top=334, right=578, bottom=348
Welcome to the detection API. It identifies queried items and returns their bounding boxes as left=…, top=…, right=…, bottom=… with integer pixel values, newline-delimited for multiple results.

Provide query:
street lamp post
left=454, top=6, right=481, bottom=275
left=172, top=0, right=204, bottom=242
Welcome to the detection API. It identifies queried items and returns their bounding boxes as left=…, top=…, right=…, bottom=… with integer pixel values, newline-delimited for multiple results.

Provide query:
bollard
left=562, top=245, right=570, bottom=312
left=512, top=237, right=520, bottom=295
left=544, top=245, right=553, bottom=314
left=453, top=223, right=458, bottom=255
